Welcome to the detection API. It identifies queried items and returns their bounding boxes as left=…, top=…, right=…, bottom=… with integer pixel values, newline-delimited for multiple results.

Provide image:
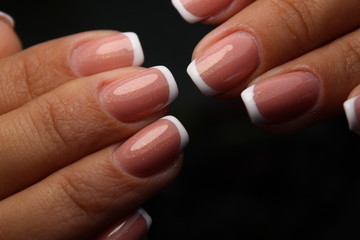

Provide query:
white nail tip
left=123, top=32, right=144, bottom=66
left=152, top=66, right=179, bottom=105
left=171, top=0, right=203, bottom=23
left=241, top=85, right=268, bottom=125
left=137, top=208, right=152, bottom=230
left=0, top=11, right=14, bottom=27
left=344, top=97, right=360, bottom=132
left=187, top=61, right=218, bottom=96
left=162, top=115, right=189, bottom=151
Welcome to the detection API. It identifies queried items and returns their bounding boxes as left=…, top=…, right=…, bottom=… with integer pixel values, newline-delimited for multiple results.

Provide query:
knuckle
left=54, top=164, right=142, bottom=219
left=55, top=171, right=104, bottom=219
left=27, top=94, right=73, bottom=149
left=269, top=0, right=318, bottom=49
left=339, top=35, right=360, bottom=76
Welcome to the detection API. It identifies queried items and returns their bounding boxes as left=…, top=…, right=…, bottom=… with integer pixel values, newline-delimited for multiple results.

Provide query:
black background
left=2, top=1, right=360, bottom=239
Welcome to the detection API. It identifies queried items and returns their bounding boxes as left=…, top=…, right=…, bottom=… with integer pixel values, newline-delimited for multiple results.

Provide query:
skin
left=0, top=21, right=181, bottom=239
left=1, top=0, right=360, bottom=238
left=190, top=0, right=360, bottom=133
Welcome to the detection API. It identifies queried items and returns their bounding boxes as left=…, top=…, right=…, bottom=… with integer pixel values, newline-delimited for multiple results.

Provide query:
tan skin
left=1, top=0, right=360, bottom=239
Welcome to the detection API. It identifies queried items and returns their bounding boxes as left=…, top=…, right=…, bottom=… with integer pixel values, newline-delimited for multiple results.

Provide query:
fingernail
left=115, top=116, right=189, bottom=178
left=100, top=66, right=178, bottom=123
left=241, top=72, right=320, bottom=124
left=97, top=208, right=152, bottom=240
left=0, top=11, right=14, bottom=27
left=172, top=0, right=232, bottom=23
left=71, top=32, right=144, bottom=76
left=187, top=31, right=259, bottom=96
left=344, top=96, right=360, bottom=132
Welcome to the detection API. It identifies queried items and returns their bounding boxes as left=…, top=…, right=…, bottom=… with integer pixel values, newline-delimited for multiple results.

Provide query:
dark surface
left=2, top=1, right=360, bottom=239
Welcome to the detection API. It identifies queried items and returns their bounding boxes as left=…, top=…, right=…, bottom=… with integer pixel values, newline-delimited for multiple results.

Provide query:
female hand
left=173, top=0, right=360, bottom=134
left=0, top=12, right=188, bottom=240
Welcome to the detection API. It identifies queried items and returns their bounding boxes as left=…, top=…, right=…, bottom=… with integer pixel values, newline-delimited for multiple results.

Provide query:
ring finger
left=241, top=27, right=360, bottom=133
left=0, top=66, right=178, bottom=198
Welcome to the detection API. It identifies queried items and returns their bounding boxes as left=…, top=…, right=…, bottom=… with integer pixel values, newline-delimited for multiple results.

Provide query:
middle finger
left=0, top=66, right=178, bottom=199
left=187, top=0, right=360, bottom=97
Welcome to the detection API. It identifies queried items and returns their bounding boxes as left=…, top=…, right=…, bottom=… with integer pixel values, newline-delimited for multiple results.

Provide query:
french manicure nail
left=71, top=32, right=144, bottom=76
left=97, top=208, right=152, bottom=240
left=187, top=31, right=259, bottom=96
left=100, top=66, right=178, bottom=123
left=241, top=72, right=320, bottom=124
left=344, top=96, right=360, bottom=132
left=115, top=116, right=189, bottom=178
left=172, top=0, right=233, bottom=23
left=0, top=11, right=14, bottom=27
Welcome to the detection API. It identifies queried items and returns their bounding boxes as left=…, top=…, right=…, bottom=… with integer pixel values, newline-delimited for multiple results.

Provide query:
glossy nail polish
left=71, top=32, right=144, bottom=76
left=0, top=11, right=14, bottom=27
left=172, top=0, right=232, bottom=23
left=187, top=31, right=259, bottom=96
left=97, top=208, right=151, bottom=240
left=344, top=96, right=360, bottom=132
left=100, top=66, right=178, bottom=123
left=115, top=116, right=189, bottom=178
left=241, top=72, right=320, bottom=124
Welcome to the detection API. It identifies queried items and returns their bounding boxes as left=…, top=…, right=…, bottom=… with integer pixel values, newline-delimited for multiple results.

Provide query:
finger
left=0, top=11, right=22, bottom=57
left=172, top=0, right=253, bottom=24
left=0, top=116, right=188, bottom=240
left=241, top=27, right=360, bottom=133
left=187, top=0, right=360, bottom=97
left=0, top=30, right=144, bottom=114
left=202, top=0, right=255, bottom=25
left=0, top=66, right=178, bottom=199
left=343, top=85, right=360, bottom=134
left=96, top=208, right=151, bottom=240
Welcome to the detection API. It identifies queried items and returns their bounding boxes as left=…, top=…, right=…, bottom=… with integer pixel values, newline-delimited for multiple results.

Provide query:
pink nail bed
left=100, top=66, right=178, bottom=123
left=97, top=208, right=151, bottom=240
left=241, top=72, right=320, bottom=124
left=172, top=0, right=233, bottom=23
left=187, top=31, right=259, bottom=96
left=115, top=116, right=189, bottom=178
left=71, top=32, right=144, bottom=76
left=344, top=96, right=360, bottom=132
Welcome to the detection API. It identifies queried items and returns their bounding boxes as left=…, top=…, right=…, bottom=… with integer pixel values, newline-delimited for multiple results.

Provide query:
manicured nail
left=97, top=208, right=152, bottom=240
left=187, top=31, right=259, bottom=96
left=0, top=11, right=14, bottom=27
left=172, top=0, right=232, bottom=23
left=100, top=66, right=178, bottom=122
left=71, top=32, right=144, bottom=76
left=115, top=116, right=189, bottom=178
left=241, top=72, right=320, bottom=124
left=344, top=96, right=360, bottom=132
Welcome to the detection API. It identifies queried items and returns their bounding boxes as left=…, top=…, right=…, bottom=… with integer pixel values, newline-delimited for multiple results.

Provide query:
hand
left=0, top=12, right=188, bottom=240
left=173, top=0, right=360, bottom=134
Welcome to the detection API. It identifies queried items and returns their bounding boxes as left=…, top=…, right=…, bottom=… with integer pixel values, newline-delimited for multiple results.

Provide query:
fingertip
left=161, top=115, right=189, bottom=150
left=187, top=60, right=218, bottom=96
left=152, top=66, right=179, bottom=105
left=123, top=32, right=145, bottom=66
left=241, top=85, right=267, bottom=125
left=0, top=11, right=14, bottom=27
left=344, top=96, right=360, bottom=132
left=171, top=0, right=203, bottom=23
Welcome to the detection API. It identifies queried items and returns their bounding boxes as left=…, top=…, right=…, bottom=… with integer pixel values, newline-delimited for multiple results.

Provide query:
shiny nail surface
left=344, top=96, right=360, bottom=132
left=241, top=72, right=320, bottom=124
left=187, top=31, right=259, bottom=96
left=172, top=0, right=232, bottom=23
left=100, top=66, right=178, bottom=123
left=97, top=208, right=151, bottom=240
left=115, top=116, right=189, bottom=178
left=0, top=11, right=14, bottom=27
left=71, top=32, right=144, bottom=76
